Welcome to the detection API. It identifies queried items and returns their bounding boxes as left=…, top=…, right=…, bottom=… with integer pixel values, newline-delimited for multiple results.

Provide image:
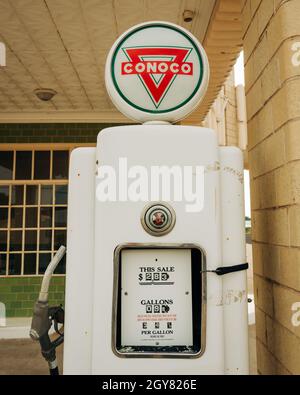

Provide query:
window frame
left=0, top=143, right=94, bottom=277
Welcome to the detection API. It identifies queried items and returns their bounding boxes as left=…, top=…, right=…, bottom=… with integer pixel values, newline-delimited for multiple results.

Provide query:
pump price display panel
left=113, top=246, right=204, bottom=357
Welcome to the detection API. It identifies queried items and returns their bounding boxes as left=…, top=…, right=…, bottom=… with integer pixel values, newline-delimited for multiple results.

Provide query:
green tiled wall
left=0, top=276, right=65, bottom=317
left=0, top=123, right=131, bottom=143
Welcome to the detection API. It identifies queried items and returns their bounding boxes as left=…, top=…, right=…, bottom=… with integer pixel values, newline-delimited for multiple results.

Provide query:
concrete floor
left=0, top=335, right=64, bottom=375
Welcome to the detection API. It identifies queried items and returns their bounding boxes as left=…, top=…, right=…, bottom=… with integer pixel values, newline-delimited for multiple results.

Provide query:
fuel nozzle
left=30, top=246, right=66, bottom=375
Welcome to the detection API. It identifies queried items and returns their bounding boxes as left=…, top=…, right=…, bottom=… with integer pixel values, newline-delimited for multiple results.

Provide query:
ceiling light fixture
left=34, top=88, right=57, bottom=101
left=183, top=10, right=195, bottom=23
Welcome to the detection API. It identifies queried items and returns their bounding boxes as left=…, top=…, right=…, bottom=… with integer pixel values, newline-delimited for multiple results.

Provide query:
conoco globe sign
left=105, top=21, right=210, bottom=123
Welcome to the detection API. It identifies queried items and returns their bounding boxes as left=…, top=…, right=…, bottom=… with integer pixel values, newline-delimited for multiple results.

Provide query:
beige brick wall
left=203, top=71, right=240, bottom=147
left=243, top=0, right=300, bottom=375
left=224, top=72, right=240, bottom=147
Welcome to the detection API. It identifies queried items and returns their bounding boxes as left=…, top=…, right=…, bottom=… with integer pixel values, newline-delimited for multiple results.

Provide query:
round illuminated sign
left=105, top=21, right=210, bottom=123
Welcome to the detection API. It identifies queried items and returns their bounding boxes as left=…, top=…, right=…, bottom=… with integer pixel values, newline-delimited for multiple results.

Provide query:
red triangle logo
left=121, top=47, right=193, bottom=108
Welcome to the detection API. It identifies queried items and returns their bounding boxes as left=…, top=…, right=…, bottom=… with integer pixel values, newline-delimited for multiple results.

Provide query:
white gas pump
left=63, top=21, right=249, bottom=375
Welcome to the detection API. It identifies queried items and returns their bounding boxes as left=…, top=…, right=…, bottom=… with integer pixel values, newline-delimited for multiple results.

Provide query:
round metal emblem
left=141, top=202, right=176, bottom=236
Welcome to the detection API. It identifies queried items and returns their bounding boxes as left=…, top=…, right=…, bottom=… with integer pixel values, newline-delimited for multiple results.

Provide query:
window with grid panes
left=0, top=149, right=69, bottom=276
